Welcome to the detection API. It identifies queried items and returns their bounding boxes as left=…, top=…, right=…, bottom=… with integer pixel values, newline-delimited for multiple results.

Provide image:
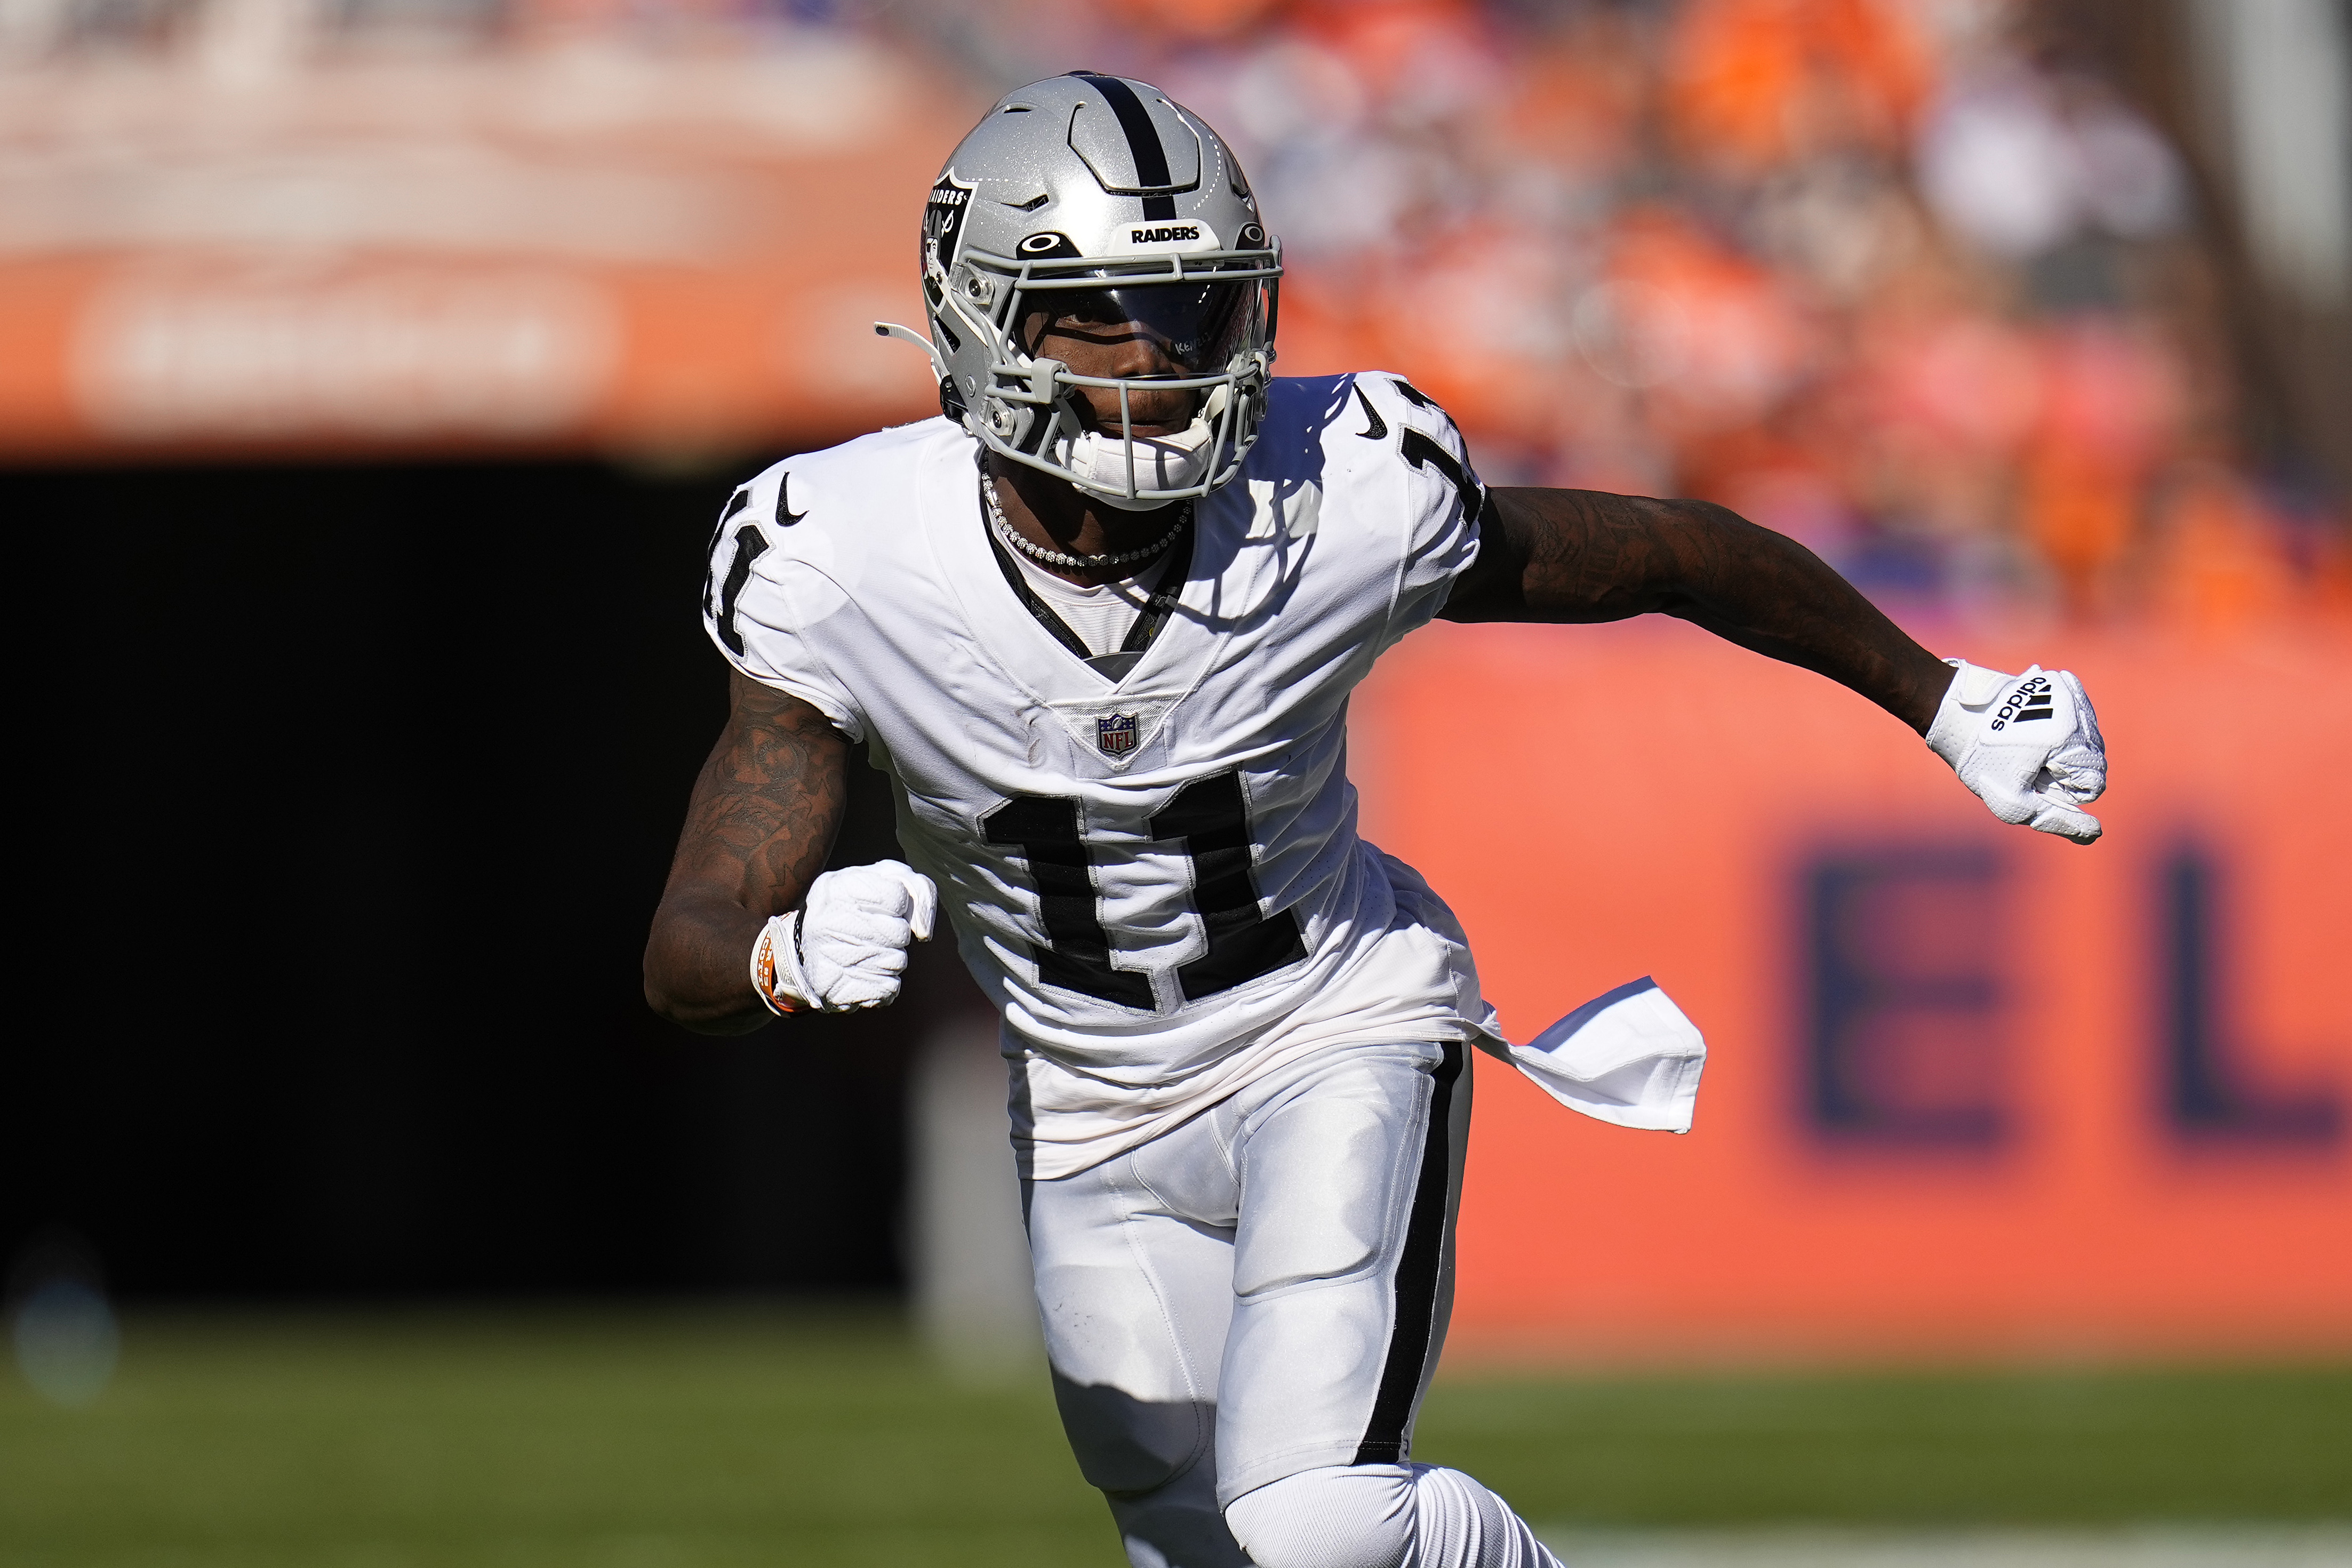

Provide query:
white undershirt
left=1004, top=539, right=1177, bottom=658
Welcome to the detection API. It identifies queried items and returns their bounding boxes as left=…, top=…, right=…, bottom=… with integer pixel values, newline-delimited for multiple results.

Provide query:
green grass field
left=2, top=1306, right=2346, bottom=1568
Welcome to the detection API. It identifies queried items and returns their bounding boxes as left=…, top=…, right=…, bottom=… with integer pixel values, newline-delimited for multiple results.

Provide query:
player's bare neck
left=987, top=454, right=1186, bottom=588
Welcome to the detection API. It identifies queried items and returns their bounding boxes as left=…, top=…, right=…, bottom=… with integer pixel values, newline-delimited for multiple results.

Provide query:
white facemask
left=1056, top=417, right=1219, bottom=509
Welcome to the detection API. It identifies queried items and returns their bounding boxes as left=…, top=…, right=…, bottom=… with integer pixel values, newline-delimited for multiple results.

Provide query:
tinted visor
left=1019, top=279, right=1258, bottom=371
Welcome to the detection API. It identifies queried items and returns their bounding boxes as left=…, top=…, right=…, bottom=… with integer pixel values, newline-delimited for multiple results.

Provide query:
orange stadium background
left=1352, top=619, right=2351, bottom=1361
left=6, top=0, right=2351, bottom=1559
left=5, top=0, right=2347, bottom=1362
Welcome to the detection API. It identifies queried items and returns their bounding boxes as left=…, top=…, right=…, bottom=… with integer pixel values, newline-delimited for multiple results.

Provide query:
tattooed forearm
left=643, top=670, right=851, bottom=1033
left=677, top=672, right=849, bottom=910
left=1444, top=487, right=1955, bottom=734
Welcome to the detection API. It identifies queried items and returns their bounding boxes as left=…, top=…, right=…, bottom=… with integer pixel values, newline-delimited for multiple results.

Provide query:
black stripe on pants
left=1351, top=1039, right=1464, bottom=1465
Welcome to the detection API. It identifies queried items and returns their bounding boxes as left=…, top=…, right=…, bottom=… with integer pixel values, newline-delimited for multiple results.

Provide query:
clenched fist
left=750, top=860, right=939, bottom=1014
left=1927, top=659, right=2108, bottom=844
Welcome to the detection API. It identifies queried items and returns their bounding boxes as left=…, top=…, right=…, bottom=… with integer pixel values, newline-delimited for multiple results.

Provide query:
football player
left=644, top=74, right=2107, bottom=1568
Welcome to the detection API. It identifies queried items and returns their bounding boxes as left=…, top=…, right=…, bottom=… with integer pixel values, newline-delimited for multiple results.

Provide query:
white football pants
left=1022, top=1040, right=1561, bottom=1568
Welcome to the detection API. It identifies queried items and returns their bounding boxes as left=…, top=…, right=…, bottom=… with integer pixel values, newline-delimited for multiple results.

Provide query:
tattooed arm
left=644, top=670, right=850, bottom=1034
left=1441, top=488, right=1955, bottom=733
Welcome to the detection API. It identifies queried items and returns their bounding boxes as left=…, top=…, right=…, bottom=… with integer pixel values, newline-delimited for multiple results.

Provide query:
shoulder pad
left=1345, top=371, right=1484, bottom=524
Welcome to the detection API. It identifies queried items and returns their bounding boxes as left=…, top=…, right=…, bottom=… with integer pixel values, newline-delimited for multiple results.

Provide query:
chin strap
left=877, top=322, right=969, bottom=423
left=873, top=321, right=951, bottom=382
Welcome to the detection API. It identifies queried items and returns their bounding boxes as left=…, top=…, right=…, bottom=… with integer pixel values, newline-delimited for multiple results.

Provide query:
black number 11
left=983, top=769, right=1306, bottom=1011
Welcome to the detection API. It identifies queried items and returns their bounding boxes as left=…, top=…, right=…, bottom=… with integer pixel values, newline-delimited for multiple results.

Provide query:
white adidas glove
left=749, top=860, right=938, bottom=1014
left=1926, top=659, right=2107, bottom=844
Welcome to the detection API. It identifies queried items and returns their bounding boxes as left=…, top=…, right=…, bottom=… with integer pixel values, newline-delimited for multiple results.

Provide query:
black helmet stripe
left=1076, top=73, right=1180, bottom=221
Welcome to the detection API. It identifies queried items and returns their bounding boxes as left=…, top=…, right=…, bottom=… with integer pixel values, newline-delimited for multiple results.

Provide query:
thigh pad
left=1233, top=1051, right=1430, bottom=1299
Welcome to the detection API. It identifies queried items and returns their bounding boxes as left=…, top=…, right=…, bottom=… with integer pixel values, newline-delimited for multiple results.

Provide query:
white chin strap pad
left=1059, top=418, right=1218, bottom=508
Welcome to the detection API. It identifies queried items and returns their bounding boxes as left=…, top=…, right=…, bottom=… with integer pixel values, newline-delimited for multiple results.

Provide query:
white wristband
left=1924, top=656, right=2009, bottom=765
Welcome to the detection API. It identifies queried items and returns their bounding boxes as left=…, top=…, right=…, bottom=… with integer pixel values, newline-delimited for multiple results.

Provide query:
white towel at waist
left=1478, top=975, right=1706, bottom=1133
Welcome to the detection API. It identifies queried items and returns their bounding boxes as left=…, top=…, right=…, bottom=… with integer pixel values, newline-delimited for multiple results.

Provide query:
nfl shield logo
left=1097, top=713, right=1139, bottom=757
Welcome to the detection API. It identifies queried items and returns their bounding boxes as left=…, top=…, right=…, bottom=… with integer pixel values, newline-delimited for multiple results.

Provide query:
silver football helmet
left=876, top=73, right=1281, bottom=509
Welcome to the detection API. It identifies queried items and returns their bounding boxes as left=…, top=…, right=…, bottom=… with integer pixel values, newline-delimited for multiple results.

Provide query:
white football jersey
left=706, top=372, right=1501, bottom=1177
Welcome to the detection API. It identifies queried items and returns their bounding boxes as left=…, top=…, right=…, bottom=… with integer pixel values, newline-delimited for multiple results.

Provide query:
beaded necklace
left=981, top=467, right=1190, bottom=571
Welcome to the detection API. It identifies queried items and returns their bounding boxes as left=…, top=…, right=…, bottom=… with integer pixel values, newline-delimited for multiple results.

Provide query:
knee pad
left=1398, top=1465, right=1506, bottom=1567
left=1049, top=1371, right=1211, bottom=1495
left=1223, top=1466, right=1412, bottom=1568
left=1397, top=1465, right=1562, bottom=1568
left=1227, top=1465, right=1560, bottom=1568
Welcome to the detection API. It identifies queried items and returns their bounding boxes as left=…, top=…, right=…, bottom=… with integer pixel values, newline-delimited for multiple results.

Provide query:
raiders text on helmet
left=876, top=74, right=1281, bottom=509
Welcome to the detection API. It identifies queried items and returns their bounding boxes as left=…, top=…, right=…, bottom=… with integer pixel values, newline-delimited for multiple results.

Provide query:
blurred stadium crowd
left=8, top=0, right=2349, bottom=1398
left=940, top=0, right=2348, bottom=629
left=7, top=0, right=2345, bottom=630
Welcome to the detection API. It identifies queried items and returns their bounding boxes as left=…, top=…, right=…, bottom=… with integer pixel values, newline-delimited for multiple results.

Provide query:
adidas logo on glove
left=1926, top=659, right=2108, bottom=844
left=1990, top=675, right=2056, bottom=729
